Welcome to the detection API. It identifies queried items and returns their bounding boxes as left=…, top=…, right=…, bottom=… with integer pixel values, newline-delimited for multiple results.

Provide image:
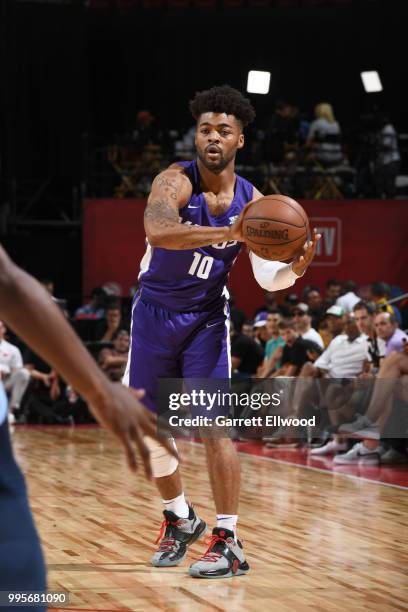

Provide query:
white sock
left=162, top=492, right=189, bottom=518
left=217, top=514, right=238, bottom=537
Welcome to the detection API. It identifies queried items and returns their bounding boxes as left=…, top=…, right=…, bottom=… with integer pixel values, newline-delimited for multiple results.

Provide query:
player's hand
left=228, top=202, right=253, bottom=242
left=88, top=382, right=178, bottom=478
left=291, top=229, right=321, bottom=276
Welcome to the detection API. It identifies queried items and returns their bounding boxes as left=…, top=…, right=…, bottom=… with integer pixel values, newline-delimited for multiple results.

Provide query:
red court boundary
left=15, top=425, right=408, bottom=489
left=235, top=440, right=408, bottom=489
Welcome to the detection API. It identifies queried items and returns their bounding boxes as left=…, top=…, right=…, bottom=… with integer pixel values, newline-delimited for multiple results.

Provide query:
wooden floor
left=12, top=426, right=408, bottom=612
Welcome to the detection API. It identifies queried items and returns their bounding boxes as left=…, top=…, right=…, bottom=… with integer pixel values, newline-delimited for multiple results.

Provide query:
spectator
left=369, top=281, right=402, bottom=324
left=353, top=301, right=385, bottom=368
left=0, top=321, right=31, bottom=420
left=293, top=303, right=324, bottom=348
left=241, top=320, right=255, bottom=339
left=96, top=302, right=124, bottom=342
left=228, top=290, right=246, bottom=333
left=258, top=311, right=285, bottom=377
left=132, top=110, right=159, bottom=150
left=336, top=344, right=408, bottom=464
left=272, top=319, right=322, bottom=377
left=374, top=312, right=408, bottom=356
left=306, top=102, right=343, bottom=166
left=304, top=314, right=368, bottom=380
left=324, top=279, right=342, bottom=308
left=304, top=288, right=325, bottom=331
left=296, top=314, right=373, bottom=456
left=336, top=280, right=360, bottom=313
left=99, top=330, right=130, bottom=382
left=75, top=287, right=106, bottom=320
left=230, top=321, right=264, bottom=380
left=265, top=100, right=300, bottom=165
left=254, top=291, right=281, bottom=316
left=41, top=278, right=68, bottom=316
left=253, top=312, right=270, bottom=350
left=325, top=305, right=346, bottom=344
left=374, top=113, right=401, bottom=199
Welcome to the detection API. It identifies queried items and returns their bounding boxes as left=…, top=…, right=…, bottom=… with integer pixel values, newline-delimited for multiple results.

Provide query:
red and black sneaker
left=151, top=506, right=207, bottom=567
left=189, top=527, right=249, bottom=578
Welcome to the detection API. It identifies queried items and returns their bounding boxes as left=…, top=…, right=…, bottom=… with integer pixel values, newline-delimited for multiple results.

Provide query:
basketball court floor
left=12, top=426, right=408, bottom=612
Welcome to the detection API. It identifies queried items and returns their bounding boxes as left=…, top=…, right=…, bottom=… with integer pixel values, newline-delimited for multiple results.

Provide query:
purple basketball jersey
left=139, top=159, right=255, bottom=311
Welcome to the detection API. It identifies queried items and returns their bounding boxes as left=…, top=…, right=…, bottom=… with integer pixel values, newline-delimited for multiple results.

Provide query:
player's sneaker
left=151, top=506, right=207, bottom=567
left=189, top=527, right=249, bottom=579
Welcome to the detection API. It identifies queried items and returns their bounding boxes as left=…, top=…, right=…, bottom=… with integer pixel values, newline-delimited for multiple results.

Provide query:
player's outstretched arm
left=144, top=167, right=237, bottom=249
left=236, top=187, right=321, bottom=290
left=0, top=245, right=177, bottom=477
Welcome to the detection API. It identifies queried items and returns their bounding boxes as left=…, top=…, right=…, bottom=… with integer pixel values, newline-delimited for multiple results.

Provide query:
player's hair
left=353, top=300, right=376, bottom=315
left=278, top=318, right=296, bottom=331
left=189, top=85, right=256, bottom=128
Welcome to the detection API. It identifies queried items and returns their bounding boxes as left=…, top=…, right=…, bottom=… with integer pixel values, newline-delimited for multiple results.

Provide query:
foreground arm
left=0, top=245, right=177, bottom=476
left=144, top=167, right=237, bottom=249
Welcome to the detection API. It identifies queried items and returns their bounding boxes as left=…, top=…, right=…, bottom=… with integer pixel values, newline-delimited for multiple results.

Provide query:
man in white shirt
left=336, top=281, right=360, bottom=313
left=291, top=314, right=371, bottom=455
left=0, top=321, right=31, bottom=418
left=292, top=302, right=324, bottom=348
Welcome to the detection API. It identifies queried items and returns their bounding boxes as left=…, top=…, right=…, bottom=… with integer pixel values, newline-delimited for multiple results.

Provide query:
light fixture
left=247, top=70, right=271, bottom=94
left=360, top=71, right=383, bottom=93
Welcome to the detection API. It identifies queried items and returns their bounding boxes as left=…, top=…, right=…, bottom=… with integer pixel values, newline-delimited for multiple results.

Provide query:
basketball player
left=125, top=85, right=320, bottom=578
left=0, top=244, right=176, bottom=607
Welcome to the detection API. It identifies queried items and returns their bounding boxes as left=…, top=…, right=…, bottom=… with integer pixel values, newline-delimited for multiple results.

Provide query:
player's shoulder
left=151, top=164, right=193, bottom=203
left=154, top=163, right=190, bottom=183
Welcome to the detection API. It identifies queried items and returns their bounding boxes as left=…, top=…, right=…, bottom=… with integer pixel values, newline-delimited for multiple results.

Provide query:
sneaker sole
left=189, top=566, right=249, bottom=579
left=151, top=520, right=208, bottom=568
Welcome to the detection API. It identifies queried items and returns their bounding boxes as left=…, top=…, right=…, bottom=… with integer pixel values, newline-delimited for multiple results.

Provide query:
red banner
left=83, top=199, right=408, bottom=315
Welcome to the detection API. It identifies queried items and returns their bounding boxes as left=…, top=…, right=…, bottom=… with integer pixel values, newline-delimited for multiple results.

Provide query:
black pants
left=375, top=161, right=400, bottom=198
left=0, top=420, right=46, bottom=611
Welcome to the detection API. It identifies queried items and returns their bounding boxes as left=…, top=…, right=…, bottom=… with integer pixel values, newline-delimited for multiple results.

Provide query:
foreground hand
left=292, top=229, right=321, bottom=276
left=89, top=382, right=178, bottom=478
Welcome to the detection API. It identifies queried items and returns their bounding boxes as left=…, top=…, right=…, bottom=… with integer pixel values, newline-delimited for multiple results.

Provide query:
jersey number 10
left=188, top=252, right=214, bottom=279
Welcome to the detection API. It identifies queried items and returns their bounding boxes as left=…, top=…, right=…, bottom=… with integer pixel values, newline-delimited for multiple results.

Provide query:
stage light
left=247, top=71, right=271, bottom=94
left=360, top=71, right=383, bottom=93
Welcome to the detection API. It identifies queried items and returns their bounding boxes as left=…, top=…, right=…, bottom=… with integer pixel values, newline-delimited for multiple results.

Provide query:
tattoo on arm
left=155, top=177, right=178, bottom=200
left=144, top=198, right=179, bottom=228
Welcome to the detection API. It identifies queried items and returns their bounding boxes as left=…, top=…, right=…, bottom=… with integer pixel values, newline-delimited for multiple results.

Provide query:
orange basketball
left=242, top=195, right=310, bottom=261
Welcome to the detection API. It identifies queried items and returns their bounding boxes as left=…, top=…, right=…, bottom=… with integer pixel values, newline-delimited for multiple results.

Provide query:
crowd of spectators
left=228, top=279, right=408, bottom=465
left=2, top=276, right=407, bottom=468
left=91, top=104, right=405, bottom=200
left=3, top=283, right=132, bottom=426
